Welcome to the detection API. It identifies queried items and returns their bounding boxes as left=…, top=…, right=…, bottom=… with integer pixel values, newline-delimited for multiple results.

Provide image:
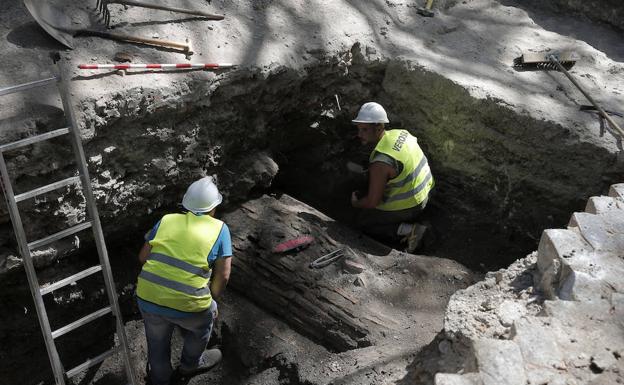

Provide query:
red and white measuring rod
left=78, top=63, right=235, bottom=70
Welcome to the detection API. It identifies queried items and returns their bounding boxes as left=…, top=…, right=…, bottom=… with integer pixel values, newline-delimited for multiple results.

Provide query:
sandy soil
left=1, top=0, right=622, bottom=150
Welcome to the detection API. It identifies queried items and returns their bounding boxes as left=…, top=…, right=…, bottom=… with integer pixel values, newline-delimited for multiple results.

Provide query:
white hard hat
left=182, top=176, right=223, bottom=213
left=352, top=102, right=389, bottom=124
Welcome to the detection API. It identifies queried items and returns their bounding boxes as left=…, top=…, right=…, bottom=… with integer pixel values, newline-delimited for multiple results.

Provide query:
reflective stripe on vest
left=370, top=129, right=434, bottom=211
left=148, top=252, right=212, bottom=279
left=139, top=270, right=211, bottom=296
left=136, top=212, right=223, bottom=312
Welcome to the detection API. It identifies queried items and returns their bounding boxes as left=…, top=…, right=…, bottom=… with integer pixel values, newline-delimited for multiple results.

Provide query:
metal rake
left=96, top=0, right=224, bottom=28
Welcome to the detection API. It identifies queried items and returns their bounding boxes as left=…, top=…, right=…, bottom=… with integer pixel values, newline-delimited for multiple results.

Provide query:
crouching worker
left=350, top=102, right=434, bottom=252
left=136, top=176, right=232, bottom=385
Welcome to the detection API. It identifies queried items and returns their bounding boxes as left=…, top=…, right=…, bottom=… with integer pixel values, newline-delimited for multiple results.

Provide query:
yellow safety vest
left=370, top=129, right=434, bottom=211
left=136, top=212, right=224, bottom=312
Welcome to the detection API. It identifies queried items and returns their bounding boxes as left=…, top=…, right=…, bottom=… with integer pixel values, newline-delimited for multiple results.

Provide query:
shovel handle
left=109, top=0, right=225, bottom=20
left=81, top=30, right=191, bottom=52
left=549, top=55, right=624, bottom=139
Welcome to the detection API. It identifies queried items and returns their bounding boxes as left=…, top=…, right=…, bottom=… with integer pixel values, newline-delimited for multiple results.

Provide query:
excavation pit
left=2, top=55, right=621, bottom=385
left=1, top=0, right=623, bottom=383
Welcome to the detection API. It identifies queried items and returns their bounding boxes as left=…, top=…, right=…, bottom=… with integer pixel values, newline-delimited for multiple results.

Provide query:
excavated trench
left=1, top=50, right=621, bottom=385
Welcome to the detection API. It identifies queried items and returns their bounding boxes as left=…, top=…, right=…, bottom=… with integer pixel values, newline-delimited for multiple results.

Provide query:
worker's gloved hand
left=346, top=161, right=367, bottom=174
left=210, top=300, right=219, bottom=320
left=351, top=191, right=360, bottom=206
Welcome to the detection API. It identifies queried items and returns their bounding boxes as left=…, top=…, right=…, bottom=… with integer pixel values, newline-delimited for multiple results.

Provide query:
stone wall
left=435, top=183, right=624, bottom=384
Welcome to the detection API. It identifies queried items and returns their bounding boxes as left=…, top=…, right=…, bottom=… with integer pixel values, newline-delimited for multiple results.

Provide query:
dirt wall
left=539, top=0, right=624, bottom=30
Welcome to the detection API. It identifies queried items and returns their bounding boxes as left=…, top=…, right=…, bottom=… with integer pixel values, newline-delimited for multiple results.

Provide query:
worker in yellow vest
left=350, top=102, right=434, bottom=252
left=136, top=176, right=232, bottom=385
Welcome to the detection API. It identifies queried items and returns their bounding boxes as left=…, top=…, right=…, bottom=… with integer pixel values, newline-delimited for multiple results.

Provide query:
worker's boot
left=179, top=348, right=222, bottom=376
left=402, top=223, right=428, bottom=253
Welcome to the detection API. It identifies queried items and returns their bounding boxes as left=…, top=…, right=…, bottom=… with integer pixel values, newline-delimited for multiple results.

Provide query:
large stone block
left=608, top=183, right=624, bottom=200
left=592, top=252, right=624, bottom=293
left=541, top=300, right=624, bottom=361
left=558, top=269, right=612, bottom=301
left=585, top=196, right=622, bottom=215
left=473, top=339, right=526, bottom=385
left=511, top=317, right=565, bottom=370
left=568, top=211, right=624, bottom=252
left=536, top=229, right=591, bottom=299
left=537, top=229, right=592, bottom=274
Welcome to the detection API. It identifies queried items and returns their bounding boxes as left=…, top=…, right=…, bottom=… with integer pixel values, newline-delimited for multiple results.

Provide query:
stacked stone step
left=435, top=184, right=624, bottom=385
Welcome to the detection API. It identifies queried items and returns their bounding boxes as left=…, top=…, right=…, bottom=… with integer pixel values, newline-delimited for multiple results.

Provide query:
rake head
left=513, top=51, right=580, bottom=71
left=95, top=0, right=113, bottom=28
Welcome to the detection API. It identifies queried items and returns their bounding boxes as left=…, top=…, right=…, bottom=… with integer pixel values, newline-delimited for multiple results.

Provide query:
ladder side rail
left=56, top=64, right=138, bottom=385
left=0, top=153, right=67, bottom=385
left=66, top=347, right=118, bottom=379
left=0, top=77, right=58, bottom=97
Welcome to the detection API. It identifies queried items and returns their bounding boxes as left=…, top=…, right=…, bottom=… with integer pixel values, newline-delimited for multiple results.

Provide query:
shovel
left=23, top=0, right=192, bottom=54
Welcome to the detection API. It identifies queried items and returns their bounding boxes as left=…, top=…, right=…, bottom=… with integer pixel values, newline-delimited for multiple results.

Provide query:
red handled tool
left=272, top=236, right=315, bottom=253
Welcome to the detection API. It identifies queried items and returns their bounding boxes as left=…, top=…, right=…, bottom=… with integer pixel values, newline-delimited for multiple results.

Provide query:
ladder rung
left=15, top=176, right=81, bottom=203
left=66, top=346, right=117, bottom=378
left=28, top=221, right=92, bottom=250
left=0, top=128, right=69, bottom=153
left=52, top=306, right=112, bottom=339
left=40, top=265, right=102, bottom=295
left=0, top=77, right=58, bottom=97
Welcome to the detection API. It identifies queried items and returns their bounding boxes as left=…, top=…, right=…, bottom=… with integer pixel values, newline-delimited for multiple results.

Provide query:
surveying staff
left=136, top=176, right=232, bottom=385
left=350, top=102, right=434, bottom=252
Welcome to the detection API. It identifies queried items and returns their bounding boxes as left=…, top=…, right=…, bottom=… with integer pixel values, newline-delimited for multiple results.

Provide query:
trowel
left=23, top=0, right=192, bottom=54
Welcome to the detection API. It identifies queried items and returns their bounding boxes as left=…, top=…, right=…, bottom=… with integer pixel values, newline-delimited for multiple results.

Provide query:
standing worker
left=350, top=102, right=434, bottom=252
left=136, top=176, right=232, bottom=385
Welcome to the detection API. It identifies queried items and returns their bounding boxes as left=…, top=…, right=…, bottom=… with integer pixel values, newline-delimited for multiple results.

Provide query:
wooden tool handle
left=110, top=0, right=225, bottom=20
left=81, top=30, right=191, bottom=51
left=549, top=55, right=624, bottom=139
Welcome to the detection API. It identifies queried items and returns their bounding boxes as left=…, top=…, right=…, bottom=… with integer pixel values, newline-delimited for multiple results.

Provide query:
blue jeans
left=140, top=300, right=218, bottom=385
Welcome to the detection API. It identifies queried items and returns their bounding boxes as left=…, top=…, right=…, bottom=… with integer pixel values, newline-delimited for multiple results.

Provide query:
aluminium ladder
left=0, top=65, right=137, bottom=385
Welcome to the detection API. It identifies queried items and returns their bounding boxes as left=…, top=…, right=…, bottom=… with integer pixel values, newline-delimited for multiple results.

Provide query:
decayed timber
left=223, top=194, right=379, bottom=352
left=223, top=194, right=475, bottom=353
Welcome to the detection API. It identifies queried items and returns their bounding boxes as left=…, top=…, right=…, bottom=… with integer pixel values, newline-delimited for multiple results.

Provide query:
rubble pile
left=436, top=183, right=624, bottom=384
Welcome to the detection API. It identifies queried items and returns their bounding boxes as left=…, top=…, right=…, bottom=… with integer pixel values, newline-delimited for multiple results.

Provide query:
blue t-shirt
left=137, top=214, right=232, bottom=318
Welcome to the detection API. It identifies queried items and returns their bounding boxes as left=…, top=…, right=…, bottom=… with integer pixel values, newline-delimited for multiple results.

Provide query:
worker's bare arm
left=351, top=162, right=393, bottom=209
left=210, top=256, right=232, bottom=300
left=138, top=242, right=151, bottom=265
